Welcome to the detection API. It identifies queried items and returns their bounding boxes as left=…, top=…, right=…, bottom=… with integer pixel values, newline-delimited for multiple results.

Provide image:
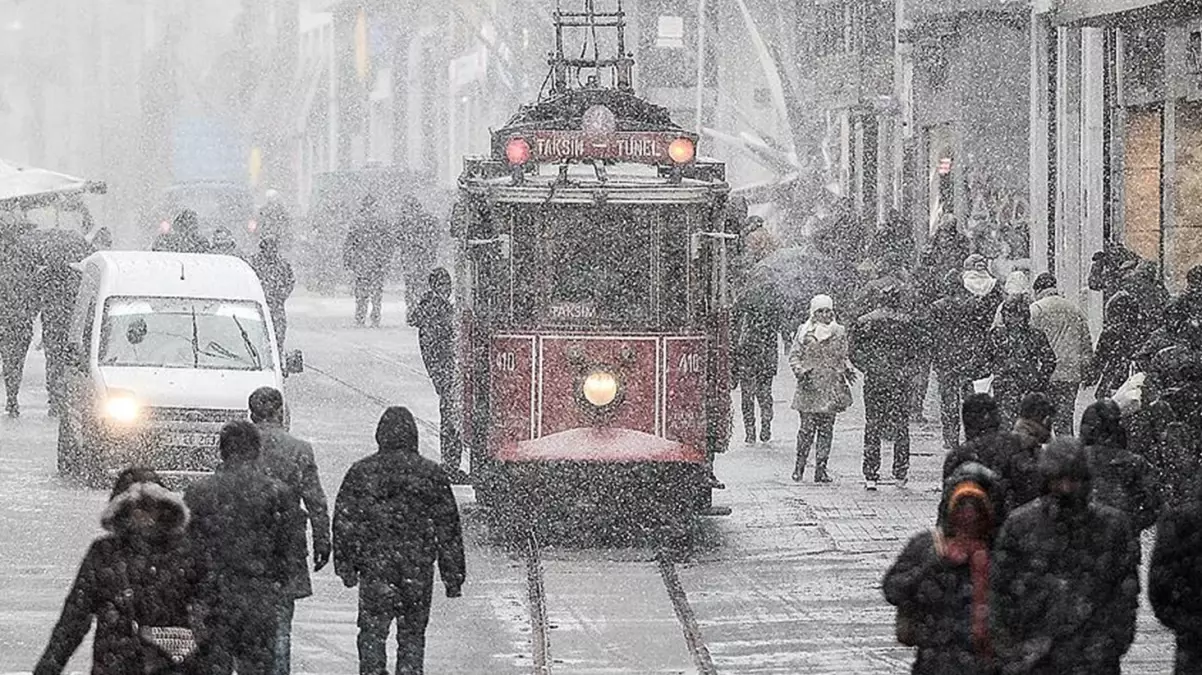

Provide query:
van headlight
left=582, top=371, right=619, bottom=408
left=103, top=391, right=141, bottom=424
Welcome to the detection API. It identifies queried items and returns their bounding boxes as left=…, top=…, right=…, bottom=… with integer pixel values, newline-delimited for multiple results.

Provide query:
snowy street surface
left=0, top=291, right=1176, bottom=673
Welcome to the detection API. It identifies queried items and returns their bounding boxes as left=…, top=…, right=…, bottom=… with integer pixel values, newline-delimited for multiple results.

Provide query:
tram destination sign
left=529, top=130, right=691, bottom=164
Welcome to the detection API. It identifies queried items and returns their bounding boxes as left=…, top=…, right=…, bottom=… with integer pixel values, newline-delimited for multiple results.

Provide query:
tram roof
left=458, top=158, right=728, bottom=205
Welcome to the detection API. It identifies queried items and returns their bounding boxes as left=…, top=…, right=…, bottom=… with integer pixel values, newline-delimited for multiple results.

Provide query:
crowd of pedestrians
left=34, top=388, right=466, bottom=675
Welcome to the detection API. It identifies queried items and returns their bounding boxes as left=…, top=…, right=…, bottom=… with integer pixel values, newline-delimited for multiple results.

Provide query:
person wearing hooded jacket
left=333, top=406, right=466, bottom=675
left=960, top=254, right=1006, bottom=389
left=930, top=269, right=977, bottom=449
left=990, top=438, right=1140, bottom=675
left=1005, top=393, right=1055, bottom=513
left=1092, top=290, right=1151, bottom=398
left=884, top=462, right=1001, bottom=674
left=985, top=296, right=1057, bottom=426
left=1150, top=478, right=1202, bottom=673
left=789, top=294, right=853, bottom=483
left=1028, top=273, right=1094, bottom=435
left=35, top=468, right=208, bottom=675
left=1081, top=398, right=1161, bottom=531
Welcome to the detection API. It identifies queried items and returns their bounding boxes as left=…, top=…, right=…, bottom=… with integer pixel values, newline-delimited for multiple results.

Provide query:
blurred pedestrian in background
left=409, top=268, right=466, bottom=483
left=732, top=285, right=784, bottom=445
left=343, top=195, right=398, bottom=328
left=249, top=387, right=330, bottom=675
left=1092, top=291, right=1148, bottom=398
left=0, top=215, right=36, bottom=417
left=885, top=462, right=1001, bottom=674
left=210, top=227, right=241, bottom=259
left=990, top=438, right=1140, bottom=675
left=788, top=294, right=853, bottom=483
left=852, top=285, right=926, bottom=490
left=257, top=190, right=293, bottom=254
left=251, top=236, right=295, bottom=353
left=1003, top=393, right=1055, bottom=513
left=153, top=210, right=210, bottom=254
left=1151, top=471, right=1202, bottom=673
left=1028, top=273, right=1094, bottom=435
left=35, top=260, right=82, bottom=417
left=35, top=468, right=207, bottom=675
left=930, top=270, right=976, bottom=449
left=985, top=296, right=1056, bottom=425
left=334, top=406, right=465, bottom=675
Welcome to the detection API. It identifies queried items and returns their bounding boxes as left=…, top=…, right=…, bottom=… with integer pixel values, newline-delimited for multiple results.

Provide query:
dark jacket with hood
left=985, top=300, right=1057, bottom=398
left=942, top=398, right=1022, bottom=520
left=991, top=439, right=1140, bottom=675
left=1151, top=485, right=1202, bottom=671
left=409, top=290, right=456, bottom=394
left=1081, top=399, right=1161, bottom=531
left=851, top=301, right=927, bottom=382
left=36, top=483, right=205, bottom=675
left=332, top=407, right=466, bottom=594
left=884, top=463, right=1002, bottom=675
left=1005, top=417, right=1049, bottom=513
left=1092, top=291, right=1149, bottom=396
left=929, top=271, right=975, bottom=378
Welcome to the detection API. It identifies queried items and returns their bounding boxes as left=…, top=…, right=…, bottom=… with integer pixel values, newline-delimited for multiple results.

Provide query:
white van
left=57, top=251, right=304, bottom=483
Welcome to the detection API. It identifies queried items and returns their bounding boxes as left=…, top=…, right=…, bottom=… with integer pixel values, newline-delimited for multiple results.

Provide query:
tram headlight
left=582, top=371, right=619, bottom=408
left=505, top=137, right=531, bottom=165
left=102, top=390, right=141, bottom=424
left=668, top=137, right=696, bottom=164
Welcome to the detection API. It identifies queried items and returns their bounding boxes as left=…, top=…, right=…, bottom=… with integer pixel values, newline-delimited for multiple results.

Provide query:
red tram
left=453, top=2, right=734, bottom=530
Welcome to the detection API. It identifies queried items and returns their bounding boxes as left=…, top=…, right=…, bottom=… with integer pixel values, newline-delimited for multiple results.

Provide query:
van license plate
left=163, top=432, right=219, bottom=448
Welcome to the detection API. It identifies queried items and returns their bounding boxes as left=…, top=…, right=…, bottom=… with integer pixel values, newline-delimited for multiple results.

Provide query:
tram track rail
left=308, top=346, right=717, bottom=673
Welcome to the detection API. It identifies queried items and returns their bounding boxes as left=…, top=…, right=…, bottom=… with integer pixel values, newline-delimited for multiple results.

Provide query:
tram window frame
left=505, top=204, right=694, bottom=332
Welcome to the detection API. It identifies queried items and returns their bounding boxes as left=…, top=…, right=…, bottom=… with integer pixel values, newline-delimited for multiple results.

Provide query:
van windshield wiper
left=190, top=306, right=200, bottom=368
left=231, top=315, right=262, bottom=370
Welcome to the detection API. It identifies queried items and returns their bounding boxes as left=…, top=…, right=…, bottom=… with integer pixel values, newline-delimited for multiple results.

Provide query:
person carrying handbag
left=35, top=468, right=208, bottom=675
left=789, top=294, right=854, bottom=483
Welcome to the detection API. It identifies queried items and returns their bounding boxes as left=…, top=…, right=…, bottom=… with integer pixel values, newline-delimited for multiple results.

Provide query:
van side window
left=82, top=300, right=96, bottom=348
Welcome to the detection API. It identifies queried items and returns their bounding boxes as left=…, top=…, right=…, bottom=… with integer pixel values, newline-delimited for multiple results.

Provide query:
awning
left=0, top=159, right=106, bottom=204
left=1047, top=0, right=1202, bottom=25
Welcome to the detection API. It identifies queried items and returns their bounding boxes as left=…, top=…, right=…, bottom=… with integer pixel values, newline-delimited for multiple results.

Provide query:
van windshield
left=98, top=296, right=274, bottom=371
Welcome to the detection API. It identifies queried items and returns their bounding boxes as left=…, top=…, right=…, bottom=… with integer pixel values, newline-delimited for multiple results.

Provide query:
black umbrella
left=17, top=228, right=94, bottom=266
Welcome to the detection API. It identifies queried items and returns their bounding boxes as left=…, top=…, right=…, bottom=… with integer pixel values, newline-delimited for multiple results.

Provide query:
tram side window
left=543, top=206, right=653, bottom=326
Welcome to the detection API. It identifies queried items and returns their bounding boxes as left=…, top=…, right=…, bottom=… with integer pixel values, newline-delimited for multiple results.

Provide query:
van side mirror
left=285, top=349, right=305, bottom=375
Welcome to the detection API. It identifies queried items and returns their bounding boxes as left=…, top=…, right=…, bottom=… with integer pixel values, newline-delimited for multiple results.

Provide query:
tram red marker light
left=668, top=137, right=695, bottom=164
left=159, top=220, right=171, bottom=234
left=247, top=219, right=258, bottom=232
left=506, top=137, right=531, bottom=165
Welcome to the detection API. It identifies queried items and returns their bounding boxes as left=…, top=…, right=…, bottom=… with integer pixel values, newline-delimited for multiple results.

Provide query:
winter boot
left=791, top=464, right=805, bottom=482
left=814, top=463, right=831, bottom=483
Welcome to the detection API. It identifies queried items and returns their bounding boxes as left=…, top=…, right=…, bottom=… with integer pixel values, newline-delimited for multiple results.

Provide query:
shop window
left=1121, top=26, right=1164, bottom=104
left=656, top=16, right=684, bottom=49
left=1174, top=101, right=1202, bottom=290
left=1122, top=107, right=1162, bottom=266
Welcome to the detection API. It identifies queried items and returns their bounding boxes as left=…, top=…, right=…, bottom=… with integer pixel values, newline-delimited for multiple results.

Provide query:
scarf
left=935, top=481, right=995, bottom=658
left=798, top=294, right=840, bottom=343
left=963, top=270, right=998, bottom=297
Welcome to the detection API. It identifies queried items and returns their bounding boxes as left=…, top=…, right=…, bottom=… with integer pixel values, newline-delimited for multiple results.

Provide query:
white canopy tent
left=0, top=158, right=105, bottom=204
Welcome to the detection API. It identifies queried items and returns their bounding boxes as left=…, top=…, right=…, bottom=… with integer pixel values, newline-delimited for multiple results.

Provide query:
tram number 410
left=494, top=351, right=518, bottom=372
left=677, top=353, right=704, bottom=375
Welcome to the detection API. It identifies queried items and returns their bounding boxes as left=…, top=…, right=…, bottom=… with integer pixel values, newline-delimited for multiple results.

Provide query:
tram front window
left=542, top=207, right=652, bottom=325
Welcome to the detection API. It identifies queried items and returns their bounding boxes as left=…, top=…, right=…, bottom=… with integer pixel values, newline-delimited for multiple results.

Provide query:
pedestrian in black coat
left=884, top=462, right=1001, bottom=675
left=1092, top=291, right=1150, bottom=398
left=1081, top=398, right=1161, bottom=531
left=991, top=438, right=1140, bottom=675
left=931, top=270, right=977, bottom=449
left=36, top=468, right=208, bottom=675
left=250, top=236, right=295, bottom=353
left=333, top=406, right=466, bottom=675
left=0, top=218, right=37, bottom=416
left=409, top=268, right=465, bottom=481
left=851, top=286, right=927, bottom=489
left=152, top=210, right=211, bottom=254
left=185, top=421, right=299, bottom=675
left=1005, top=393, right=1055, bottom=513
left=915, top=216, right=972, bottom=308
left=36, top=261, right=82, bottom=416
left=985, top=296, right=1057, bottom=425
left=342, top=195, right=398, bottom=327
left=249, top=387, right=331, bottom=675
left=731, top=285, right=783, bottom=444
left=1150, top=484, right=1202, bottom=674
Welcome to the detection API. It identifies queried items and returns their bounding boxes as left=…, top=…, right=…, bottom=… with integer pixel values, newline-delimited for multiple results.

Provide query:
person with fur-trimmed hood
left=35, top=468, right=208, bottom=675
left=333, top=406, right=465, bottom=675
left=991, top=438, right=1140, bottom=675
left=884, top=462, right=1002, bottom=674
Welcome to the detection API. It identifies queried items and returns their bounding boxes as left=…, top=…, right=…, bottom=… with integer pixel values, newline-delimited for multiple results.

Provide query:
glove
left=445, top=584, right=463, bottom=598
left=339, top=569, right=358, bottom=588
left=313, top=540, right=331, bottom=572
